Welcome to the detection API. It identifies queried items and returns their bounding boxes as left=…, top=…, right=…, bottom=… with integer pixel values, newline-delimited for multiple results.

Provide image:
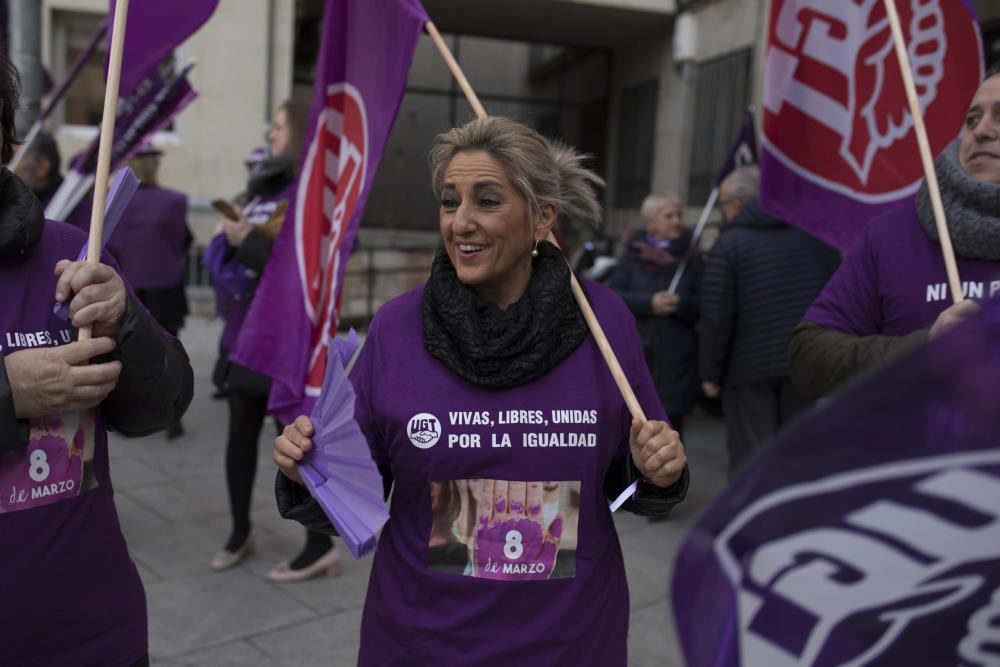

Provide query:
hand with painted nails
left=273, top=415, right=314, bottom=486
left=472, top=480, right=562, bottom=581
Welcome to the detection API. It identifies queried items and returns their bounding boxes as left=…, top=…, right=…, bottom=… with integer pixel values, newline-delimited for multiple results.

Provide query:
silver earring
left=531, top=240, right=539, bottom=257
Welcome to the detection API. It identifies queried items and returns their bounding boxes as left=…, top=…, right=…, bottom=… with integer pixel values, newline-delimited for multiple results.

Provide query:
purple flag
left=672, top=298, right=1000, bottom=667
left=231, top=0, right=429, bottom=425
left=84, top=63, right=197, bottom=174
left=715, top=109, right=758, bottom=186
left=47, top=64, right=198, bottom=223
left=107, top=0, right=218, bottom=97
left=759, top=0, right=982, bottom=251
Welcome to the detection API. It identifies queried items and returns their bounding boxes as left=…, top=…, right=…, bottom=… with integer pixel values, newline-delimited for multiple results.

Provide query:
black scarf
left=422, top=241, right=589, bottom=388
left=246, top=154, right=295, bottom=198
left=916, top=139, right=1000, bottom=261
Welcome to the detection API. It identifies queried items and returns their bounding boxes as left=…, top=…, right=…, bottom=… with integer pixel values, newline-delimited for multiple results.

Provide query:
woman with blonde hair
left=273, top=116, right=689, bottom=665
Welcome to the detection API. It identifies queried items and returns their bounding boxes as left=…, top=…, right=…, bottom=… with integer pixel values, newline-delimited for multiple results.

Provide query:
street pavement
left=109, top=315, right=729, bottom=666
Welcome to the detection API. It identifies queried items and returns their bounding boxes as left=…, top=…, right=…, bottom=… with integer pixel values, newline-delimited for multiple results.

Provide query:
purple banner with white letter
left=46, top=64, right=198, bottom=223
left=759, top=0, right=982, bottom=251
left=672, top=298, right=1000, bottom=667
left=231, top=0, right=429, bottom=425
left=107, top=0, right=218, bottom=97
left=77, top=64, right=197, bottom=176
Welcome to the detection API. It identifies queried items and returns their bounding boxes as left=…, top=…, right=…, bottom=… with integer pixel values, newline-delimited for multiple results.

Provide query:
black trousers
left=722, top=377, right=811, bottom=476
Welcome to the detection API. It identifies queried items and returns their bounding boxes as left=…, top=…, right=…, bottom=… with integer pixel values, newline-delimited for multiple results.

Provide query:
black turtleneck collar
left=0, top=168, right=45, bottom=259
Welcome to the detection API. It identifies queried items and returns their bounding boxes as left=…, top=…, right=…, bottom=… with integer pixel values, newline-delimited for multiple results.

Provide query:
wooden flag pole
left=425, top=21, right=646, bottom=422
left=424, top=22, right=487, bottom=120
left=79, top=0, right=130, bottom=341
left=883, top=0, right=963, bottom=304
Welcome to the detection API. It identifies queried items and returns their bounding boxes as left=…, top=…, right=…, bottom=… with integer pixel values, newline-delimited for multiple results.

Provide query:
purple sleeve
left=803, top=223, right=883, bottom=336
left=349, top=317, right=388, bottom=467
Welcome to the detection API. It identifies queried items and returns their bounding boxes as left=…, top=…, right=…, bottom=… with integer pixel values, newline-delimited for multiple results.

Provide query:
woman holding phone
left=204, top=99, right=339, bottom=581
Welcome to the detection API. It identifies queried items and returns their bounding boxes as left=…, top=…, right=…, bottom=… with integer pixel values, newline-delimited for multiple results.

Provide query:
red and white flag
left=760, top=0, right=982, bottom=250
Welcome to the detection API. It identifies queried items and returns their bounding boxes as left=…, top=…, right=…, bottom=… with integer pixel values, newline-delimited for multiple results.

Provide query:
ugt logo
left=763, top=0, right=981, bottom=199
left=407, top=413, right=441, bottom=450
left=296, top=83, right=369, bottom=397
left=714, top=452, right=1000, bottom=666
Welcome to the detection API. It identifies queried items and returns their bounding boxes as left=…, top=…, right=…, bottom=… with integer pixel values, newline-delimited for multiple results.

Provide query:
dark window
left=344, top=32, right=610, bottom=231
left=687, top=49, right=752, bottom=204
left=613, top=79, right=658, bottom=209
left=579, top=98, right=609, bottom=206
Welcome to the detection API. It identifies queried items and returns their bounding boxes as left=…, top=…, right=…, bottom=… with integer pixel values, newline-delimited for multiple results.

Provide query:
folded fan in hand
left=299, top=332, right=389, bottom=558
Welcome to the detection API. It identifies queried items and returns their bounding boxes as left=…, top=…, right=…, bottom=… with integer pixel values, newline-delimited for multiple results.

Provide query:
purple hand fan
left=299, top=331, right=389, bottom=558
left=53, top=167, right=140, bottom=319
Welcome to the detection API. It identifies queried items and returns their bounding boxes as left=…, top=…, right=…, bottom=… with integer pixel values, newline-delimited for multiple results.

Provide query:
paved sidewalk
left=109, top=316, right=729, bottom=666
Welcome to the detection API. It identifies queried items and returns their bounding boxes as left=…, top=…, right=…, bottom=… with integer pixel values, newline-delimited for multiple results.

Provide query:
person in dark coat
left=699, top=166, right=839, bottom=475
left=609, top=194, right=701, bottom=439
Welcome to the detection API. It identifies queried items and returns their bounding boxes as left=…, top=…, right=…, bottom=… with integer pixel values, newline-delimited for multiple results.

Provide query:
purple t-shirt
left=805, top=205, right=1000, bottom=335
left=110, top=186, right=189, bottom=290
left=0, top=221, right=147, bottom=666
left=349, top=281, right=666, bottom=666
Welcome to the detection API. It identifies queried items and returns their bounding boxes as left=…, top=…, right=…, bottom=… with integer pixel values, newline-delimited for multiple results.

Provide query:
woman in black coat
left=609, top=195, right=701, bottom=438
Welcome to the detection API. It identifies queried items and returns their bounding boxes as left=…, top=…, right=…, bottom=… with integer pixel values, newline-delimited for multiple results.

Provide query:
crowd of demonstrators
left=13, top=129, right=62, bottom=207
left=790, top=66, right=1000, bottom=398
left=609, top=194, right=701, bottom=441
left=2, top=22, right=996, bottom=667
left=204, top=99, right=338, bottom=581
left=698, top=166, right=839, bottom=475
left=274, top=116, right=688, bottom=666
left=0, top=54, right=194, bottom=667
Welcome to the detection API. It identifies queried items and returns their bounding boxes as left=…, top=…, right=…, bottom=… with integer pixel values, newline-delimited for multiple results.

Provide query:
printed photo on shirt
left=0, top=409, right=99, bottom=513
left=427, top=479, right=580, bottom=581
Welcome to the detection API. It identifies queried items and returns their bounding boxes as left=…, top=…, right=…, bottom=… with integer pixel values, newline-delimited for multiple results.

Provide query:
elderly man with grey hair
left=699, top=166, right=840, bottom=475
